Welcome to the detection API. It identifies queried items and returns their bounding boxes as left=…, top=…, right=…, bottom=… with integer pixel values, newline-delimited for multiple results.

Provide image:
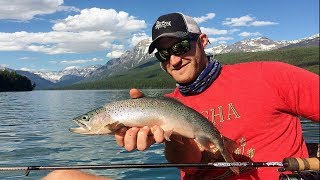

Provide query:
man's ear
left=199, top=33, right=209, bottom=48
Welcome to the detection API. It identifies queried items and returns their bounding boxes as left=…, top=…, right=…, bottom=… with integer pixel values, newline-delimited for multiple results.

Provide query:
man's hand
left=115, top=125, right=165, bottom=151
left=115, top=88, right=165, bottom=151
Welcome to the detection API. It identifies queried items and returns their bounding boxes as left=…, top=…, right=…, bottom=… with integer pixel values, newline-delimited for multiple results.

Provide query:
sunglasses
left=155, top=34, right=200, bottom=62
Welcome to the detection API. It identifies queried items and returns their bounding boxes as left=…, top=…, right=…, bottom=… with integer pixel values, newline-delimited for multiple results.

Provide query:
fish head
left=69, top=107, right=121, bottom=135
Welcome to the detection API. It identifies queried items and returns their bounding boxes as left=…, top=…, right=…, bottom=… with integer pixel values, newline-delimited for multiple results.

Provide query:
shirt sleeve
left=261, top=62, right=319, bottom=121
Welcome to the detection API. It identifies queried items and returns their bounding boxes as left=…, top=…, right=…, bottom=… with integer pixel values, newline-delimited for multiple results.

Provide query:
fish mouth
left=69, top=120, right=90, bottom=134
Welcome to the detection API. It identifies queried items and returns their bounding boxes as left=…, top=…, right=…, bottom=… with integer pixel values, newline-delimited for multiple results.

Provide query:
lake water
left=0, top=90, right=319, bottom=180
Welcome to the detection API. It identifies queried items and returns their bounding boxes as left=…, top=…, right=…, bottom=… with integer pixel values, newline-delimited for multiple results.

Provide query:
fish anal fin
left=164, top=129, right=173, bottom=141
left=195, top=137, right=212, bottom=152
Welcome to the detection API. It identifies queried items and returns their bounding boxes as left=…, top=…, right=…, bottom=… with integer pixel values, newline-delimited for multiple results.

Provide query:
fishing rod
left=0, top=157, right=318, bottom=176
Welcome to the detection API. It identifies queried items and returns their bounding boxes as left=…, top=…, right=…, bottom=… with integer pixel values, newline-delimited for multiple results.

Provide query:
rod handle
left=283, top=157, right=320, bottom=171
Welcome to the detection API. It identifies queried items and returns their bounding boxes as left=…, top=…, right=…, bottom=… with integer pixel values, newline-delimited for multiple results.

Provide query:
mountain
left=3, top=34, right=318, bottom=90
left=0, top=65, right=101, bottom=90
left=15, top=70, right=55, bottom=89
left=279, top=34, right=319, bottom=49
left=84, top=39, right=153, bottom=81
left=206, top=34, right=319, bottom=55
left=0, top=66, right=13, bottom=71
left=34, top=65, right=101, bottom=83
left=0, top=66, right=55, bottom=90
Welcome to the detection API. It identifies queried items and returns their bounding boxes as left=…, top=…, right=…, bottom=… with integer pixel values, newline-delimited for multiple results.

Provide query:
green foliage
left=59, top=46, right=319, bottom=90
left=60, top=63, right=176, bottom=90
left=215, top=46, right=319, bottom=73
left=0, top=70, right=35, bottom=92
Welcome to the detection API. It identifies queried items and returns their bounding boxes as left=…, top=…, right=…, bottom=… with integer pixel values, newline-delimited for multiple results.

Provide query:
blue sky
left=0, top=0, right=318, bottom=71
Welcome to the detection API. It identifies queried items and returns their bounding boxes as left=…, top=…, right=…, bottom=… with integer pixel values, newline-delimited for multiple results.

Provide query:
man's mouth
left=173, top=63, right=189, bottom=70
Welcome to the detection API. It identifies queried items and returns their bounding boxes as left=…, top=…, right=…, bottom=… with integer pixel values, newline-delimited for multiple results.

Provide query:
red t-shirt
left=166, top=61, right=319, bottom=179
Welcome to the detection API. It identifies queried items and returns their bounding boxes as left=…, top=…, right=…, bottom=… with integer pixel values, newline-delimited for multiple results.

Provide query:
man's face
left=156, top=34, right=208, bottom=84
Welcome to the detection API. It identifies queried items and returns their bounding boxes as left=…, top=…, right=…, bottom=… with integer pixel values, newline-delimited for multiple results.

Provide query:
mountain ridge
left=1, top=34, right=318, bottom=89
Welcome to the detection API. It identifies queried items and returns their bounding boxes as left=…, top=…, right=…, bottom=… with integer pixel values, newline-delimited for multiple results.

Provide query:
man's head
left=148, top=13, right=210, bottom=84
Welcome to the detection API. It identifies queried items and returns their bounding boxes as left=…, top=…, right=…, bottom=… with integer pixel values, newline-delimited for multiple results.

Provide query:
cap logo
left=155, top=20, right=171, bottom=29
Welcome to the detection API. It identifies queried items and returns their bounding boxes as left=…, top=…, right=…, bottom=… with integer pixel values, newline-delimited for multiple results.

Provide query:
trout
left=70, top=97, right=239, bottom=174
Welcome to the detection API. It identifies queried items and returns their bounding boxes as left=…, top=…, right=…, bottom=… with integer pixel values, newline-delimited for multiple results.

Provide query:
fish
left=70, top=97, right=239, bottom=174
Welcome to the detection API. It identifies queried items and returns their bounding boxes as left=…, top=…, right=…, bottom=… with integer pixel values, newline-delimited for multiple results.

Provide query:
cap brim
left=148, top=32, right=189, bottom=54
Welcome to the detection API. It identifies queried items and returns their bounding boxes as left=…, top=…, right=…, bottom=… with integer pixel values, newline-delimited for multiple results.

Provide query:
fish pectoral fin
left=163, top=129, right=173, bottom=141
left=104, top=121, right=124, bottom=134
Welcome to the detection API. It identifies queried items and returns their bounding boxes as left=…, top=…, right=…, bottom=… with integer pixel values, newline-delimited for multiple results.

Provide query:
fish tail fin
left=222, top=136, right=240, bottom=175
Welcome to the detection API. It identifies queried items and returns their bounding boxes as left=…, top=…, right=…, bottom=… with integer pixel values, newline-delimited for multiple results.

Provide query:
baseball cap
left=148, top=13, right=201, bottom=54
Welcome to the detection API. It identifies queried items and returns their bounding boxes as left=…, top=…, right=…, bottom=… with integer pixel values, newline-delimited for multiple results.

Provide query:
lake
left=0, top=90, right=319, bottom=180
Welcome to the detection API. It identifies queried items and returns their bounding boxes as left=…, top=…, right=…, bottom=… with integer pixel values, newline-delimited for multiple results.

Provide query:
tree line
left=0, top=70, right=35, bottom=92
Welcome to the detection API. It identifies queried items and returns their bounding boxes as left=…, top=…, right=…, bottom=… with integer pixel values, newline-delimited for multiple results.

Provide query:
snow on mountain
left=205, top=44, right=227, bottom=55
left=5, top=33, right=317, bottom=89
left=86, top=38, right=154, bottom=80
left=33, top=65, right=101, bottom=83
left=0, top=66, right=13, bottom=71
left=207, top=34, right=319, bottom=55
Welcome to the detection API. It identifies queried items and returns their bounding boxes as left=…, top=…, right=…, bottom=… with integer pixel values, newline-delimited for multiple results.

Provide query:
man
left=44, top=13, right=319, bottom=179
left=114, top=13, right=319, bottom=179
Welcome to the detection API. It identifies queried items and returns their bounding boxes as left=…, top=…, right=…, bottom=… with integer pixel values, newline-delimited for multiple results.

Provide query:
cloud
left=106, top=50, right=125, bottom=58
left=0, top=31, right=116, bottom=54
left=59, top=58, right=104, bottom=64
left=52, top=8, right=146, bottom=33
left=209, top=36, right=234, bottom=43
left=239, top=32, right=262, bottom=37
left=250, top=21, right=278, bottom=26
left=20, top=67, right=33, bottom=71
left=0, top=0, right=78, bottom=21
left=223, top=15, right=277, bottom=27
left=0, top=8, right=147, bottom=55
left=193, top=13, right=216, bottom=24
left=130, top=33, right=151, bottom=46
left=18, top=57, right=35, bottom=60
left=200, top=27, right=228, bottom=35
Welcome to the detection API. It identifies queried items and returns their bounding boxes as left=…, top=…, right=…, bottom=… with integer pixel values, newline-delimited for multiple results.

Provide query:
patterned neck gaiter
left=177, top=56, right=222, bottom=96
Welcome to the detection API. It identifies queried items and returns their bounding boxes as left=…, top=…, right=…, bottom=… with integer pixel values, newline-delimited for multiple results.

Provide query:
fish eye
left=82, top=115, right=89, bottom=121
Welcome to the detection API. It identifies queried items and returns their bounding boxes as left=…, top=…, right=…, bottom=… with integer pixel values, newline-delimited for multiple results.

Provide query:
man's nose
left=169, top=54, right=182, bottom=66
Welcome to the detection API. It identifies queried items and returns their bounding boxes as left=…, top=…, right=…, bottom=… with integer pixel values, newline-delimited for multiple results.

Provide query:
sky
left=0, top=0, right=318, bottom=72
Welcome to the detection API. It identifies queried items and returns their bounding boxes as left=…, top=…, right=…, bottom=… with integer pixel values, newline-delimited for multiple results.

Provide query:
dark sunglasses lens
left=159, top=50, right=170, bottom=59
left=155, top=52, right=168, bottom=62
left=171, top=40, right=190, bottom=55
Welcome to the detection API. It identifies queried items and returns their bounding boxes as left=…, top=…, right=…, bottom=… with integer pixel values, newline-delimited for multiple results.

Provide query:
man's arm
left=43, top=170, right=111, bottom=180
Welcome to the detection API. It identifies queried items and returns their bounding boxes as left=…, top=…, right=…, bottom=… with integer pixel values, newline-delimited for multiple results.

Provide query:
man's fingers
left=137, top=126, right=155, bottom=151
left=151, top=125, right=165, bottom=143
left=115, top=127, right=128, bottom=147
left=124, top=127, right=139, bottom=151
left=116, top=125, right=165, bottom=152
left=130, top=88, right=145, bottom=99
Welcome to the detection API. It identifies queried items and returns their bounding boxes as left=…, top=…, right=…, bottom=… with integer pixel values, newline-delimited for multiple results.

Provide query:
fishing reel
left=278, top=157, right=320, bottom=180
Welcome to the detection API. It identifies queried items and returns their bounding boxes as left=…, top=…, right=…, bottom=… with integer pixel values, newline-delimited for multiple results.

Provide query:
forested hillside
left=0, top=70, right=35, bottom=92
left=58, top=46, right=319, bottom=90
